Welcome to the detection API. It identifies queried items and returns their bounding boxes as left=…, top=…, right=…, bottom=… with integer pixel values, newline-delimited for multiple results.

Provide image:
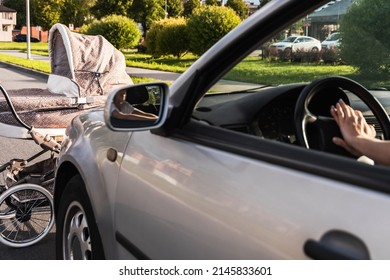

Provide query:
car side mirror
left=104, top=83, right=169, bottom=131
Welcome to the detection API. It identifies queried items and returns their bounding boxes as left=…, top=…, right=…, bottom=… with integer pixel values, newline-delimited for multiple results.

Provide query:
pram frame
left=0, top=83, right=59, bottom=247
left=0, top=23, right=133, bottom=247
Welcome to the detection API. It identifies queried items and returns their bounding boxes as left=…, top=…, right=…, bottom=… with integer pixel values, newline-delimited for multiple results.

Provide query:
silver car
left=54, top=0, right=390, bottom=260
left=321, top=32, right=341, bottom=49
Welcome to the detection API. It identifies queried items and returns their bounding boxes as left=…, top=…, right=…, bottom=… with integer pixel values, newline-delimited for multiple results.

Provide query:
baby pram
left=0, top=23, right=132, bottom=248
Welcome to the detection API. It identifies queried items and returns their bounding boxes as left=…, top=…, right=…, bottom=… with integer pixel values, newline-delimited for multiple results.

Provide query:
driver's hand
left=330, top=99, right=376, bottom=156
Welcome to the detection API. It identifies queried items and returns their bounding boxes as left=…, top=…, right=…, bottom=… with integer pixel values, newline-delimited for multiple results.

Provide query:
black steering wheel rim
left=294, top=76, right=390, bottom=155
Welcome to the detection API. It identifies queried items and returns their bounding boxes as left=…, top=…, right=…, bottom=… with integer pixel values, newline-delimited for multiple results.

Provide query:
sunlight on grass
left=224, top=57, right=358, bottom=85
left=125, top=53, right=198, bottom=73
left=0, top=53, right=51, bottom=73
left=0, top=42, right=48, bottom=52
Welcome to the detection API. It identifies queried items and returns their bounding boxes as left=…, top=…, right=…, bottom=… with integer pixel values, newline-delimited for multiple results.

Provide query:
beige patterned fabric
left=0, top=88, right=106, bottom=128
left=49, top=23, right=133, bottom=97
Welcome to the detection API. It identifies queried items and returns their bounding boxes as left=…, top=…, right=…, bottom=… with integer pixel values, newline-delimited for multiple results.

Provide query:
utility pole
left=26, top=0, right=31, bottom=59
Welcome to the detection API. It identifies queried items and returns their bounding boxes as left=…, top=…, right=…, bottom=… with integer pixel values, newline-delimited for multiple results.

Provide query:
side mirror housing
left=104, top=83, right=169, bottom=131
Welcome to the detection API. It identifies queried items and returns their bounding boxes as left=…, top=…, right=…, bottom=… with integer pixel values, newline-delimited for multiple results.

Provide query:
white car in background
left=271, top=35, right=321, bottom=55
left=321, top=32, right=341, bottom=49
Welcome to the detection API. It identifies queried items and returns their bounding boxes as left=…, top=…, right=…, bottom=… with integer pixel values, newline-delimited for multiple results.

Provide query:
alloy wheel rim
left=63, top=201, right=92, bottom=260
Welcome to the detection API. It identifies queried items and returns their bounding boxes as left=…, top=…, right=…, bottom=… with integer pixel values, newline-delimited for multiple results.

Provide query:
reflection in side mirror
left=105, top=83, right=169, bottom=131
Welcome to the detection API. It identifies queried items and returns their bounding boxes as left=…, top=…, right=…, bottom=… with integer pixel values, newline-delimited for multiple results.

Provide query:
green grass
left=224, top=56, right=358, bottom=85
left=124, top=51, right=197, bottom=73
left=0, top=53, right=51, bottom=73
left=0, top=42, right=375, bottom=87
left=0, top=42, right=49, bottom=52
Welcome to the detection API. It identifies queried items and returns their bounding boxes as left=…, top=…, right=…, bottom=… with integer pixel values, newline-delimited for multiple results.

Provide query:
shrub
left=321, top=48, right=341, bottom=64
left=183, top=0, right=201, bottom=17
left=146, top=18, right=189, bottom=58
left=145, top=20, right=164, bottom=56
left=292, top=49, right=321, bottom=63
left=187, top=6, right=241, bottom=56
left=340, top=0, right=390, bottom=77
left=81, top=15, right=141, bottom=50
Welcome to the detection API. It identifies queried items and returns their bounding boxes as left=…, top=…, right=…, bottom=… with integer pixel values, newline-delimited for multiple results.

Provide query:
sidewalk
left=0, top=50, right=181, bottom=83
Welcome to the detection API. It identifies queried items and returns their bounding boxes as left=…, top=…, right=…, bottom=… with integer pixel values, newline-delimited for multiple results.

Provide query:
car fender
left=55, top=109, right=131, bottom=259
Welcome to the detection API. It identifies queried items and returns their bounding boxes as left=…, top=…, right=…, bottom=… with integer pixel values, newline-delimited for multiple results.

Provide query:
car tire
left=55, top=175, right=105, bottom=260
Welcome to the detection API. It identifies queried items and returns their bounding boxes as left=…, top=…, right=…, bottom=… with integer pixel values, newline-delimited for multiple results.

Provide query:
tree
left=340, top=0, right=390, bottom=77
left=60, top=0, right=95, bottom=28
left=91, top=0, right=133, bottom=19
left=81, top=15, right=141, bottom=50
left=187, top=5, right=241, bottom=55
left=183, top=0, right=201, bottom=17
left=205, top=0, right=219, bottom=5
left=226, top=0, right=249, bottom=20
left=166, top=0, right=184, bottom=18
left=128, top=0, right=165, bottom=34
left=32, top=0, right=65, bottom=30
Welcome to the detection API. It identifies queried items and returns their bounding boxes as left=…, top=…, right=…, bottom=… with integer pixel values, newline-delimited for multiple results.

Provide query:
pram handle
left=29, top=128, right=61, bottom=153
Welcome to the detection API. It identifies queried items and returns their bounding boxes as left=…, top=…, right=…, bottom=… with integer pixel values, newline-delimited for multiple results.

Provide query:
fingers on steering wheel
left=335, top=101, right=344, bottom=118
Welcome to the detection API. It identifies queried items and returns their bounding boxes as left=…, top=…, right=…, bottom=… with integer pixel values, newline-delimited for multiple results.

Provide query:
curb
left=0, top=61, right=49, bottom=80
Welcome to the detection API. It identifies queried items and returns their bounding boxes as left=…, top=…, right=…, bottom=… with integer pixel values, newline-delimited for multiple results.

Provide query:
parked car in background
left=13, top=34, right=40, bottom=42
left=321, top=32, right=340, bottom=49
left=270, top=35, right=321, bottom=56
left=54, top=0, right=390, bottom=260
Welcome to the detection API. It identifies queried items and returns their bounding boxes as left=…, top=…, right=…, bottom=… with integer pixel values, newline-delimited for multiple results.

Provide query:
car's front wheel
left=55, top=175, right=105, bottom=260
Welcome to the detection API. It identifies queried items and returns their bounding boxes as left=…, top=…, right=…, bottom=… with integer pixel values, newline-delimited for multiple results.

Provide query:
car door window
left=192, top=13, right=390, bottom=185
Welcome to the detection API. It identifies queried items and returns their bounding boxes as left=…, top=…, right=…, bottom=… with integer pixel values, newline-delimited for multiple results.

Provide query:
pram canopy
left=48, top=23, right=132, bottom=99
left=0, top=23, right=133, bottom=138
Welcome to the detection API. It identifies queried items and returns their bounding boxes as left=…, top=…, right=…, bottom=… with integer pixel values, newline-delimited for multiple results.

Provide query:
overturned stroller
left=0, top=23, right=132, bottom=248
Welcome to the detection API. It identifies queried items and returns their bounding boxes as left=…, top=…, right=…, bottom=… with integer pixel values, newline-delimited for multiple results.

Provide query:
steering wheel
left=294, top=76, right=390, bottom=157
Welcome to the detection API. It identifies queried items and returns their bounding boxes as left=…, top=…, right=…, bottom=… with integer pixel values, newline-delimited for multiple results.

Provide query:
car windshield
left=208, top=0, right=390, bottom=94
left=324, top=32, right=340, bottom=41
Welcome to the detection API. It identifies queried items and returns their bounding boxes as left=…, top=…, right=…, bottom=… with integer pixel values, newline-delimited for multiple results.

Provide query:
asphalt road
left=0, top=63, right=55, bottom=260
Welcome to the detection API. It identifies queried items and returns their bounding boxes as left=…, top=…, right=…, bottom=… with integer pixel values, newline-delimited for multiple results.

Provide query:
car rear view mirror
left=105, top=83, right=169, bottom=131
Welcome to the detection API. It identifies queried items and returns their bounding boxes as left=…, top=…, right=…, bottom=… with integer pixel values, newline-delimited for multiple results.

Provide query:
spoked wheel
left=0, top=183, right=54, bottom=248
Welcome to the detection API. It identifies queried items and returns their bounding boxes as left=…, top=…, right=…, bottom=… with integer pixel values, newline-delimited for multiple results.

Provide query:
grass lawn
left=0, top=41, right=367, bottom=86
left=224, top=56, right=357, bottom=85
left=0, top=53, right=51, bottom=73
left=0, top=42, right=49, bottom=53
left=123, top=50, right=197, bottom=73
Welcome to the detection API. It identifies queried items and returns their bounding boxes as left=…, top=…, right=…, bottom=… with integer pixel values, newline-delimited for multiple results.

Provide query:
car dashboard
left=193, top=83, right=389, bottom=144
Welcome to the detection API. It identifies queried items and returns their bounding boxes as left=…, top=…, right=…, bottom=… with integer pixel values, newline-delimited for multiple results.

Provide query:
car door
left=114, top=119, right=390, bottom=260
left=292, top=37, right=306, bottom=52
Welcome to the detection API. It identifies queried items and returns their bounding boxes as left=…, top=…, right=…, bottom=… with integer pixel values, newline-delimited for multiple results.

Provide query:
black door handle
left=304, top=230, right=370, bottom=260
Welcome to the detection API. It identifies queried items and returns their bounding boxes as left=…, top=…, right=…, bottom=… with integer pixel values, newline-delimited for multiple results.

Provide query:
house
left=308, top=0, right=357, bottom=40
left=0, top=5, right=16, bottom=41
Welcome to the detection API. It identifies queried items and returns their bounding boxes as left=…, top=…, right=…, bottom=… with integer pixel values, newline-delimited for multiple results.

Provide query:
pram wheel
left=0, top=183, right=54, bottom=248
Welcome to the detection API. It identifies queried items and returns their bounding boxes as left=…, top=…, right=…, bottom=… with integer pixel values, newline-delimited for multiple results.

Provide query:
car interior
left=191, top=15, right=390, bottom=169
